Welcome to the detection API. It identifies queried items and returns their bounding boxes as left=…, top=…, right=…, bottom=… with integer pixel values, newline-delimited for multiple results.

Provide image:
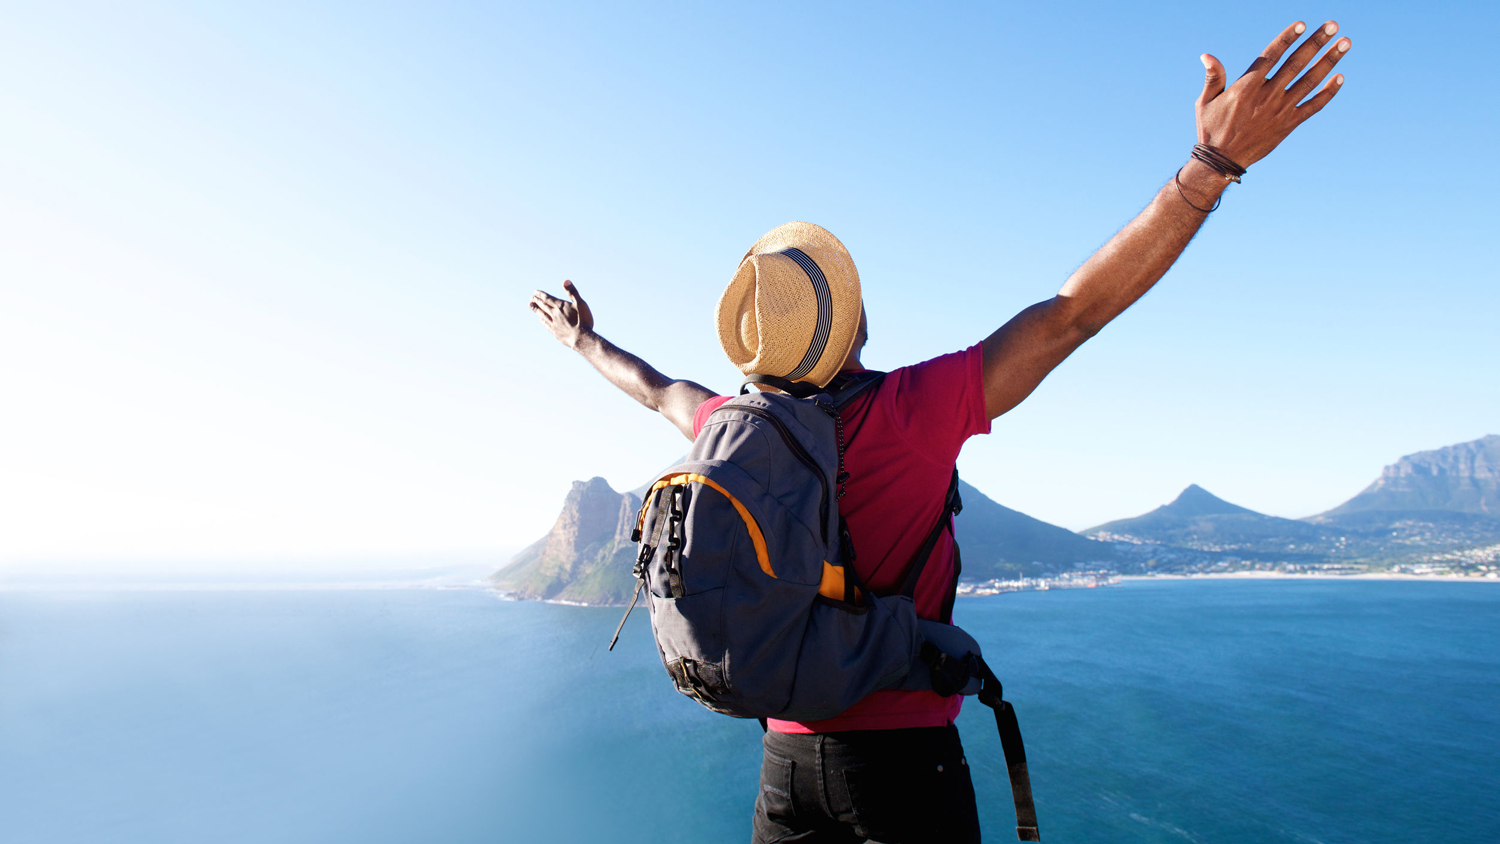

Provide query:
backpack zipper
left=721, top=404, right=830, bottom=543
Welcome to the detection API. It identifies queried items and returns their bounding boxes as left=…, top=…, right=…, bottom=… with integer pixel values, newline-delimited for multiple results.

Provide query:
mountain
left=1085, top=484, right=1334, bottom=559
left=488, top=477, right=641, bottom=605
left=495, top=437, right=1500, bottom=600
left=954, top=480, right=1115, bottom=578
left=1085, top=455, right=1500, bottom=573
left=1319, top=435, right=1500, bottom=516
left=491, top=476, right=1115, bottom=604
left=1298, top=435, right=1500, bottom=566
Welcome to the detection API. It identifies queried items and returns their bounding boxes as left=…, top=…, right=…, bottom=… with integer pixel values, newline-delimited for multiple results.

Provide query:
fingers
left=530, top=291, right=560, bottom=319
left=562, top=279, right=585, bottom=305
left=1270, top=21, right=1338, bottom=87
left=1243, top=21, right=1306, bottom=79
left=1294, top=72, right=1345, bottom=123
left=529, top=299, right=554, bottom=325
left=1289, top=36, right=1351, bottom=102
left=1197, top=54, right=1226, bottom=107
left=531, top=287, right=584, bottom=328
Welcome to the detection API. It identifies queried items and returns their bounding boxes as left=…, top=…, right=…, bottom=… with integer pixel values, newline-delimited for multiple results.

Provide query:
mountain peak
left=1164, top=484, right=1258, bottom=517
left=576, top=476, right=618, bottom=494
left=1084, top=484, right=1272, bottom=540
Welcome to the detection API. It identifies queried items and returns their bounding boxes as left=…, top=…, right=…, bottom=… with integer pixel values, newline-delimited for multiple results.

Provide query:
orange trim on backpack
left=818, top=561, right=845, bottom=600
left=819, top=561, right=864, bottom=604
left=637, top=472, right=774, bottom=579
left=635, top=484, right=664, bottom=534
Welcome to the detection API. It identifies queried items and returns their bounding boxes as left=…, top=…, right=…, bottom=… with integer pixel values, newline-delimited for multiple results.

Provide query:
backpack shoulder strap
left=894, top=467, right=963, bottom=598
left=826, top=370, right=886, bottom=410
left=740, top=371, right=885, bottom=405
left=739, top=374, right=823, bottom=398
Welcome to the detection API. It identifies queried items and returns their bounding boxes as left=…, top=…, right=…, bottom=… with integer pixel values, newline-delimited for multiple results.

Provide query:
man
left=530, top=20, right=1351, bottom=843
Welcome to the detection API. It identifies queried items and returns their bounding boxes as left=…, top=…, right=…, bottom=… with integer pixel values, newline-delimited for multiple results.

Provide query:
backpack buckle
left=920, top=642, right=978, bottom=697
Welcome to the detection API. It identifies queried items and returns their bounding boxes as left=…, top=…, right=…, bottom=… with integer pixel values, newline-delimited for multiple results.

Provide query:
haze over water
left=2, top=579, right=1495, bottom=843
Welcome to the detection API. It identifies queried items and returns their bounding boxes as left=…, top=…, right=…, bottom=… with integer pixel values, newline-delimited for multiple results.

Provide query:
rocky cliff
left=1083, top=437, right=1500, bottom=572
left=488, top=477, right=642, bottom=604
left=1320, top=434, right=1499, bottom=516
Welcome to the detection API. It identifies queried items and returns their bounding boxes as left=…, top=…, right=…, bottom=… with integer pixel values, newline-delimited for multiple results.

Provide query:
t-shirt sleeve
left=877, top=343, right=990, bottom=463
left=691, top=395, right=734, bottom=438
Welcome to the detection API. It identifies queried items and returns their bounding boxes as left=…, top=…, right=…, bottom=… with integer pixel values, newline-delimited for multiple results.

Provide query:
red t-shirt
left=691, top=343, right=991, bottom=732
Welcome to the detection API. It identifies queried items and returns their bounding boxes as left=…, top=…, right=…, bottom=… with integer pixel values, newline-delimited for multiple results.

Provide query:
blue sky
left=1, top=1, right=1495, bottom=570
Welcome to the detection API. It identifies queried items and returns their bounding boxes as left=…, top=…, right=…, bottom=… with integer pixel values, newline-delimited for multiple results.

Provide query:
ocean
left=1, top=579, right=1496, bottom=843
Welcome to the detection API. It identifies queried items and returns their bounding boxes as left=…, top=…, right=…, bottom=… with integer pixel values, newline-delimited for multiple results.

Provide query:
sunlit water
left=1, top=580, right=1496, bottom=843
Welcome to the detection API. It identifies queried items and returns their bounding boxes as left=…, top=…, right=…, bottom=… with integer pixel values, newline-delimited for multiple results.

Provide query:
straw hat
left=715, top=222, right=862, bottom=389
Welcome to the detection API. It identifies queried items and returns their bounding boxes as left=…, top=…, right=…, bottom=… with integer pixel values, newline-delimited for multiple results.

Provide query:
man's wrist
left=570, top=329, right=602, bottom=355
left=1178, top=157, right=1231, bottom=207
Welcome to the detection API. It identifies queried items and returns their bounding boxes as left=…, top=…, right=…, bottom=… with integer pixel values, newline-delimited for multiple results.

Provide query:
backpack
left=609, top=371, right=1041, bottom=842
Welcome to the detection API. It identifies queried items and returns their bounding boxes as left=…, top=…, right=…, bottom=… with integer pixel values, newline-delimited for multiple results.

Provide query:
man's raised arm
left=981, top=20, right=1352, bottom=419
left=530, top=280, right=714, bottom=440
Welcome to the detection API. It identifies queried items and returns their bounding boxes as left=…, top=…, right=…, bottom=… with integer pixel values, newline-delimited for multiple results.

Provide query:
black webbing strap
left=838, top=515, right=859, bottom=605
left=916, top=644, right=1040, bottom=840
left=826, top=370, right=885, bottom=410
left=975, top=655, right=1041, bottom=842
left=940, top=543, right=962, bottom=624
left=894, top=468, right=963, bottom=599
left=664, top=485, right=686, bottom=598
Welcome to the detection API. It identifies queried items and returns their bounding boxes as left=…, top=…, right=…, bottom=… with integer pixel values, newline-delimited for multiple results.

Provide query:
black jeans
left=751, top=725, right=981, bottom=844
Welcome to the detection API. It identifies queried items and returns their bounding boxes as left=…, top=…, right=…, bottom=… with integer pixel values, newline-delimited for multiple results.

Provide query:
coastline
left=24, top=571, right=1487, bottom=601
left=505, top=570, right=1500, bottom=607
left=1121, top=571, right=1500, bottom=583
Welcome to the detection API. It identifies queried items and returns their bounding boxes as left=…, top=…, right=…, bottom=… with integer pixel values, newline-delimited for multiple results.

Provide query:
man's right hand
left=530, top=280, right=595, bottom=350
left=527, top=279, right=713, bottom=441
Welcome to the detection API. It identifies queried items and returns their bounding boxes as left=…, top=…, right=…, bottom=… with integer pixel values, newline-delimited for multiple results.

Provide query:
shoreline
left=5, top=573, right=1496, bottom=600
left=1121, top=571, right=1500, bottom=583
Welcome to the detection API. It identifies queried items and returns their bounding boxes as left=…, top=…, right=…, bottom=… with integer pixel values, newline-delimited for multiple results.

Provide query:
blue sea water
left=1, top=580, right=1496, bottom=843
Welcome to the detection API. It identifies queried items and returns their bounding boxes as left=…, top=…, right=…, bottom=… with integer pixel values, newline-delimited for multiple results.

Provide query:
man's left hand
left=1197, top=20, right=1352, bottom=168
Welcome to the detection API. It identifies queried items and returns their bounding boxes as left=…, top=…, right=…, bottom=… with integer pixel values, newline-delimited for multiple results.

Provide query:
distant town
left=957, top=571, right=1121, bottom=596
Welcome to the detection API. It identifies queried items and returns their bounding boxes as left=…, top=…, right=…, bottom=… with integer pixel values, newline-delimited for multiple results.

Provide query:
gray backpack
left=609, top=372, right=1040, bottom=842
